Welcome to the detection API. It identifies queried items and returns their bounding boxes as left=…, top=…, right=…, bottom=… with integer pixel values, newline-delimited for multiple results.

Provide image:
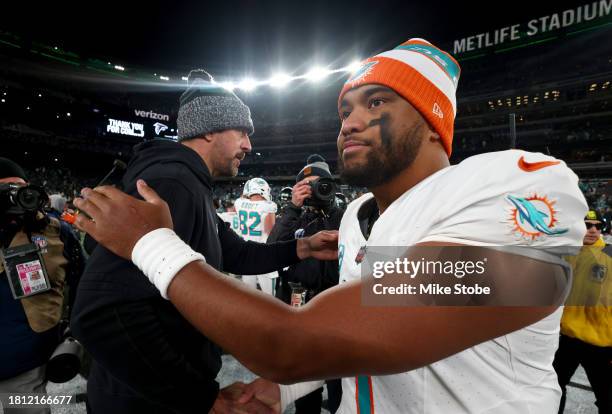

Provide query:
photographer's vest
left=0, top=216, right=67, bottom=332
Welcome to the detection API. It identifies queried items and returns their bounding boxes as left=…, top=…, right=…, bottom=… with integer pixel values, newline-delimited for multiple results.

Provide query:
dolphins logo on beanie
left=339, top=38, right=461, bottom=157
left=177, top=69, right=254, bottom=141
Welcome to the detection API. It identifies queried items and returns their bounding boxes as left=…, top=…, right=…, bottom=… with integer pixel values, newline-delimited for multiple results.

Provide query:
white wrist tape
left=279, top=381, right=324, bottom=412
left=131, top=228, right=205, bottom=299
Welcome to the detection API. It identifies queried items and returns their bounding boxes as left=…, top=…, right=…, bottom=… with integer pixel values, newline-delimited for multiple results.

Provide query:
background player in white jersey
left=235, top=178, right=279, bottom=294
left=218, top=200, right=241, bottom=235
left=74, top=38, right=589, bottom=414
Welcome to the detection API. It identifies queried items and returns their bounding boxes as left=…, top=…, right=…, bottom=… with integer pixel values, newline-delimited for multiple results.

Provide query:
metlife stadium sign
left=106, top=118, right=145, bottom=137
left=452, top=1, right=612, bottom=55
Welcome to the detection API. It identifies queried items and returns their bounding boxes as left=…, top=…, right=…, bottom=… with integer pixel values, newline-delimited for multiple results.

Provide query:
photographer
left=267, top=155, right=343, bottom=413
left=277, top=186, right=293, bottom=211
left=0, top=158, right=77, bottom=414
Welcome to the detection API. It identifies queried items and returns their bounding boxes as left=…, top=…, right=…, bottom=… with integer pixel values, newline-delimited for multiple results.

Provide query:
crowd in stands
left=20, top=162, right=610, bottom=238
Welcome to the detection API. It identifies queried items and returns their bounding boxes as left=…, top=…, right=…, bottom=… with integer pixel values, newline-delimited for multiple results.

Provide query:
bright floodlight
left=238, top=78, right=257, bottom=92
left=269, top=73, right=292, bottom=88
left=345, top=60, right=362, bottom=73
left=306, top=66, right=331, bottom=81
left=181, top=76, right=188, bottom=81
left=220, top=82, right=236, bottom=91
left=159, top=75, right=170, bottom=81
left=114, top=65, right=125, bottom=71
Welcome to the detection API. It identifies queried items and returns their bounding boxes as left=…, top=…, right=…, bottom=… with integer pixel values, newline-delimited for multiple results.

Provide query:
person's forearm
left=223, top=238, right=300, bottom=274
left=166, top=260, right=351, bottom=383
left=161, top=252, right=560, bottom=385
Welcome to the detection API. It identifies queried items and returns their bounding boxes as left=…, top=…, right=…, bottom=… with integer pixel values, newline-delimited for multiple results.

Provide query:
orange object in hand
left=61, top=210, right=77, bottom=224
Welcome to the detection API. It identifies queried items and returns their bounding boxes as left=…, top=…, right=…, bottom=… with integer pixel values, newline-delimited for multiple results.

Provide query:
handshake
left=211, top=378, right=281, bottom=414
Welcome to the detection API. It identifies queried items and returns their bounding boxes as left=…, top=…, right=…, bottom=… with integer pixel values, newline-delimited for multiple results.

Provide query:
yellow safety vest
left=561, top=237, right=612, bottom=347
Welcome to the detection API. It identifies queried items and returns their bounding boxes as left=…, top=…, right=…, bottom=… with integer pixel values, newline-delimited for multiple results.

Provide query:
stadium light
left=159, top=75, right=170, bottom=81
left=306, top=66, right=331, bottom=81
left=345, top=60, right=362, bottom=73
left=181, top=76, right=188, bottom=81
left=269, top=73, right=292, bottom=88
left=114, top=65, right=125, bottom=71
left=220, top=81, right=236, bottom=91
left=238, top=78, right=257, bottom=92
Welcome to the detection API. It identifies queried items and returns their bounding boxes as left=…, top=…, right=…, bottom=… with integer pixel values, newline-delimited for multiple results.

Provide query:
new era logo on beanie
left=177, top=69, right=254, bottom=141
left=339, top=38, right=461, bottom=157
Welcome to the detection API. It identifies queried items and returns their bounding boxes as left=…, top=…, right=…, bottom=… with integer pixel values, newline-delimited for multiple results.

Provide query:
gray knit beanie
left=296, top=154, right=332, bottom=182
left=177, top=69, right=254, bottom=141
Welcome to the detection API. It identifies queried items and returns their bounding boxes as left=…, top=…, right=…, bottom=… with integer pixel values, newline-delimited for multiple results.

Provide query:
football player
left=74, top=39, right=588, bottom=414
left=234, top=178, right=279, bottom=295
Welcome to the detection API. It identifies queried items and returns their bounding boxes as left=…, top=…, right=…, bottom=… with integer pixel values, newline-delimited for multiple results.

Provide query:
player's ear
left=421, top=122, right=440, bottom=144
left=202, top=133, right=215, bottom=143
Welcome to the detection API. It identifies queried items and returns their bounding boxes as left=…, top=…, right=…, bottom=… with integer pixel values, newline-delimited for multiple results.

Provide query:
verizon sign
left=134, top=109, right=170, bottom=121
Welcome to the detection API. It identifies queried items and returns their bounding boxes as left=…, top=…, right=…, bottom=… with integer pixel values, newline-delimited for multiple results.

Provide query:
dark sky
left=1, top=0, right=593, bottom=76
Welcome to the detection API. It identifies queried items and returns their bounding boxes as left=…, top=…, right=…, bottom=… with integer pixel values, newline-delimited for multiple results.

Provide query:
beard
left=339, top=114, right=424, bottom=188
left=217, top=152, right=244, bottom=177
left=217, top=161, right=237, bottom=177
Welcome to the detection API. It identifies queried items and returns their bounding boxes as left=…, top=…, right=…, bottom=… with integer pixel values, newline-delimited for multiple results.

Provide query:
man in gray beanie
left=72, top=70, right=334, bottom=413
left=178, top=69, right=254, bottom=176
left=178, top=70, right=254, bottom=141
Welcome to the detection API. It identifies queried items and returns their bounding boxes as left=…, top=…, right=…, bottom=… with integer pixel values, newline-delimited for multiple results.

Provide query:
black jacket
left=71, top=139, right=300, bottom=414
left=268, top=203, right=343, bottom=303
left=267, top=203, right=344, bottom=413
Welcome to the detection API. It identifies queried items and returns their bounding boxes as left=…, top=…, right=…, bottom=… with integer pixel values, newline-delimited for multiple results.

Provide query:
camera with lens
left=304, top=177, right=337, bottom=209
left=46, top=321, right=85, bottom=383
left=0, top=183, right=48, bottom=216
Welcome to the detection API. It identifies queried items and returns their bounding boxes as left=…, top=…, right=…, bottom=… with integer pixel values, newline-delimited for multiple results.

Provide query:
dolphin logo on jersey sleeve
left=506, top=194, right=569, bottom=240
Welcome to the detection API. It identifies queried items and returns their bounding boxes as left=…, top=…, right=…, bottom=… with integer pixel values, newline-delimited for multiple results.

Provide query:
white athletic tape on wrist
left=131, top=228, right=205, bottom=299
left=280, top=381, right=324, bottom=412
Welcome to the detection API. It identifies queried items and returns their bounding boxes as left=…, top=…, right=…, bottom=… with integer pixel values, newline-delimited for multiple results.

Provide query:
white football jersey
left=233, top=198, right=278, bottom=243
left=218, top=211, right=241, bottom=235
left=333, top=150, right=588, bottom=414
